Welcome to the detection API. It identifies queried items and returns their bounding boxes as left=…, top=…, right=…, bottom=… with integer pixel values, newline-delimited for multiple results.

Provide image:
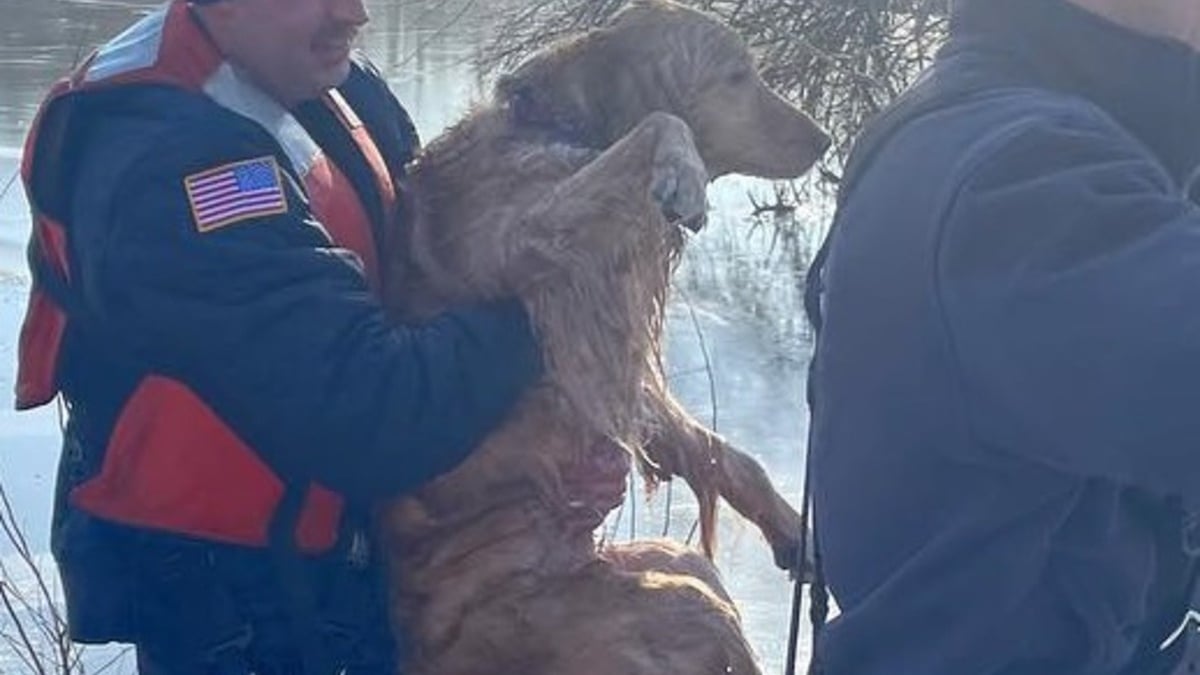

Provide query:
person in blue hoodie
left=16, top=0, right=624, bottom=672
left=808, top=0, right=1200, bottom=672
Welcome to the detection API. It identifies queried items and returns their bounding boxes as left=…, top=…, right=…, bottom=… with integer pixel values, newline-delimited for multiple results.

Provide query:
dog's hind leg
left=642, top=392, right=808, bottom=576
left=525, top=561, right=762, bottom=675
left=600, top=538, right=732, bottom=603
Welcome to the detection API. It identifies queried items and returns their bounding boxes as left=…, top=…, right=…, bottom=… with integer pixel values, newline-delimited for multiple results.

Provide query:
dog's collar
left=505, top=85, right=602, bottom=151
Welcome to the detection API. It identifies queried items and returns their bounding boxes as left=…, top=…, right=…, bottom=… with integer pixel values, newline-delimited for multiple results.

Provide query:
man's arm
left=940, top=108, right=1200, bottom=501
left=72, top=117, right=540, bottom=500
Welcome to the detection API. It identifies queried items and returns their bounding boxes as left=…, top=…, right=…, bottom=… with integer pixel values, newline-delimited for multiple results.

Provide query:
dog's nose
left=682, top=212, right=707, bottom=232
left=813, top=131, right=832, bottom=158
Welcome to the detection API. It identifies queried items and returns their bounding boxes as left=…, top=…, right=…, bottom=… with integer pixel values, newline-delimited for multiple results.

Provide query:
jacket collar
left=948, top=0, right=1200, bottom=185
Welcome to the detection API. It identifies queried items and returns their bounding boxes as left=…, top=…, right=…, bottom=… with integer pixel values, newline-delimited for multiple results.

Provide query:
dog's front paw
left=649, top=114, right=709, bottom=231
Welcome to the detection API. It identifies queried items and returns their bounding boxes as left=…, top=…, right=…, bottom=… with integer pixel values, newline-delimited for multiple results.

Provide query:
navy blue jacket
left=58, top=62, right=539, bottom=503
left=810, top=3, right=1200, bottom=673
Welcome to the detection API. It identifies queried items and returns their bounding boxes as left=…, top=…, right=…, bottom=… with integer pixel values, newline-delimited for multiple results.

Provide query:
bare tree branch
left=0, top=480, right=83, bottom=673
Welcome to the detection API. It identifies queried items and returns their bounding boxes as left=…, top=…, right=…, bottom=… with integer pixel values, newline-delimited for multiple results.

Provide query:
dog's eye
left=726, top=70, right=751, bottom=86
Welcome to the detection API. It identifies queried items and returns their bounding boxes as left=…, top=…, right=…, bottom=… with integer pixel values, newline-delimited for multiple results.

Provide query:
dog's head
left=497, top=0, right=830, bottom=180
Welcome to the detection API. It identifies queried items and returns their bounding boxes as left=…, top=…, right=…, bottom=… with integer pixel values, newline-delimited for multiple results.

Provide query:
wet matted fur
left=378, top=2, right=829, bottom=673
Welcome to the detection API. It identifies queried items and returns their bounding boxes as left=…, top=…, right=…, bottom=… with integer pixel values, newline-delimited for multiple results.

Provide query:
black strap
left=267, top=482, right=336, bottom=675
left=271, top=494, right=339, bottom=674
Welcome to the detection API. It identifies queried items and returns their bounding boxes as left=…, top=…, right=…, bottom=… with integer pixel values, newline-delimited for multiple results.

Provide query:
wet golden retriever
left=379, top=2, right=829, bottom=673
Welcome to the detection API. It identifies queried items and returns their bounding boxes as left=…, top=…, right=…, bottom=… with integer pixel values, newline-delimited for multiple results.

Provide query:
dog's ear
left=611, top=0, right=676, bottom=17
left=495, top=4, right=703, bottom=146
left=496, top=33, right=618, bottom=143
left=496, top=48, right=565, bottom=119
left=495, top=71, right=534, bottom=109
left=496, top=68, right=564, bottom=135
left=606, top=0, right=684, bottom=30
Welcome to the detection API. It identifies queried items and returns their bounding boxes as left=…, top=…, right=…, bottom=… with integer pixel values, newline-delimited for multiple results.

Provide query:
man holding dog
left=14, top=0, right=625, bottom=672
left=808, top=0, right=1200, bottom=673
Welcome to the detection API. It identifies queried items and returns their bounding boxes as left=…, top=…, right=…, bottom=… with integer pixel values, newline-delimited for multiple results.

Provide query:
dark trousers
left=135, top=641, right=396, bottom=675
left=124, top=534, right=400, bottom=675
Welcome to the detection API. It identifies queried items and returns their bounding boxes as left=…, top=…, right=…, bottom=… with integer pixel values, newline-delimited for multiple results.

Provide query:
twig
left=747, top=184, right=797, bottom=219
left=0, top=169, right=19, bottom=208
left=2, top=629, right=42, bottom=675
left=627, top=472, right=637, bottom=542
left=0, top=581, right=48, bottom=675
left=0, top=485, right=64, bottom=632
left=679, top=291, right=718, bottom=431
left=394, top=0, right=481, bottom=70
left=669, top=289, right=720, bottom=547
left=660, top=479, right=674, bottom=537
left=685, top=517, right=700, bottom=547
left=0, top=480, right=78, bottom=673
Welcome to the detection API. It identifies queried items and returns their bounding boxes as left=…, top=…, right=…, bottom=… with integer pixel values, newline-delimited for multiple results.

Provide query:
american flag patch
left=184, top=157, right=288, bottom=232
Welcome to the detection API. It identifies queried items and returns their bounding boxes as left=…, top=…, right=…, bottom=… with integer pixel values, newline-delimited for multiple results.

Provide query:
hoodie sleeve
left=70, top=116, right=541, bottom=501
left=938, top=106, right=1200, bottom=502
